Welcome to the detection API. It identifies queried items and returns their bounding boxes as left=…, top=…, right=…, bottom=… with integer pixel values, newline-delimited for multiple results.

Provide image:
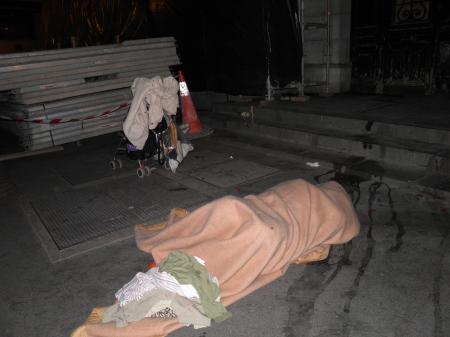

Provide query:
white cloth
left=168, top=141, right=194, bottom=173
left=115, top=267, right=199, bottom=307
left=123, top=76, right=179, bottom=149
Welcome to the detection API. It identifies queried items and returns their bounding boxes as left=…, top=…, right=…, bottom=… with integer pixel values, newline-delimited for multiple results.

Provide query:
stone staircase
left=199, top=96, right=450, bottom=192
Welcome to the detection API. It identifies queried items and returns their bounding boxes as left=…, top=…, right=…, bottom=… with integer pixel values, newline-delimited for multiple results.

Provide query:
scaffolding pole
left=325, top=0, right=331, bottom=94
left=299, top=0, right=331, bottom=95
left=298, top=0, right=305, bottom=97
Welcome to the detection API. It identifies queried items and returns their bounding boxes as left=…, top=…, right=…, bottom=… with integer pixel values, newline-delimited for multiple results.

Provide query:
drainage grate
left=30, top=175, right=208, bottom=251
left=31, top=190, right=142, bottom=249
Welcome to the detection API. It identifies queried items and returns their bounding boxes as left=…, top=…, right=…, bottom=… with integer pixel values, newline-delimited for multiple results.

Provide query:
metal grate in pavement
left=31, top=189, right=141, bottom=249
left=30, top=175, right=208, bottom=251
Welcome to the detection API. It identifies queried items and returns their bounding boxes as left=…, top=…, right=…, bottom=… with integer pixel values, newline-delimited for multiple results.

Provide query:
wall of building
left=302, top=0, right=352, bottom=94
left=351, top=0, right=450, bottom=94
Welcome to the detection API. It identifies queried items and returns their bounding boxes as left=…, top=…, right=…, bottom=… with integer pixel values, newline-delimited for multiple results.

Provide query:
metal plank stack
left=0, top=37, right=180, bottom=150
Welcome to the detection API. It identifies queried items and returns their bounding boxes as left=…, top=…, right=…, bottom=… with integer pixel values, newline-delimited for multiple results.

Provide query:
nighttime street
left=0, top=1, right=449, bottom=337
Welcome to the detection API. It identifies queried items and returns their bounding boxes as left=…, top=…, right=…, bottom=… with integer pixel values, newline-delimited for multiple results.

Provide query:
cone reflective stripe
left=179, top=81, right=190, bottom=97
left=178, top=70, right=204, bottom=135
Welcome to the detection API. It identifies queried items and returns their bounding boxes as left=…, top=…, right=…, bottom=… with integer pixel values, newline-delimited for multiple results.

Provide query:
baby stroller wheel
left=136, top=167, right=145, bottom=179
left=116, top=158, right=123, bottom=168
left=144, top=166, right=154, bottom=176
left=109, top=160, right=117, bottom=170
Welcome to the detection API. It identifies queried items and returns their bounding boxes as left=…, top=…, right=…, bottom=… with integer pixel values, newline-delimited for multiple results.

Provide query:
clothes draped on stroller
left=109, top=76, right=192, bottom=178
left=110, top=118, right=169, bottom=178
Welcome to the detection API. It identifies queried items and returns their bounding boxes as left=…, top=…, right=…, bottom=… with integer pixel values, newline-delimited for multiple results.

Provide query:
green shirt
left=159, top=250, right=231, bottom=322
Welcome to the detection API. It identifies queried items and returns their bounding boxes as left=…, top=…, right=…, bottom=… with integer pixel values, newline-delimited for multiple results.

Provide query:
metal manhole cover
left=190, top=159, right=278, bottom=188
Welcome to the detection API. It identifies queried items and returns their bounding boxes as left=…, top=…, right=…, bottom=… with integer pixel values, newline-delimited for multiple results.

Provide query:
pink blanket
left=77, top=179, right=360, bottom=337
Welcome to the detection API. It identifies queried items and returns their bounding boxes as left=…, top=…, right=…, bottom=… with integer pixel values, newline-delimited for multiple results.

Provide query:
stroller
left=109, top=117, right=170, bottom=178
left=109, top=76, right=192, bottom=178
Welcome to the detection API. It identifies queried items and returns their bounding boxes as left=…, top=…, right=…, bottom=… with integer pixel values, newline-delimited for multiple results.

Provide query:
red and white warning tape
left=0, top=102, right=130, bottom=124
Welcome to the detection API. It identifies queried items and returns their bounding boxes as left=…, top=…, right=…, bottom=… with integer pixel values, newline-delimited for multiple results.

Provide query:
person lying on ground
left=72, top=178, right=360, bottom=337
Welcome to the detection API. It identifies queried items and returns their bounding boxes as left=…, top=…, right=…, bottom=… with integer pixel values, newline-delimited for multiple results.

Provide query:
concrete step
left=203, top=101, right=450, bottom=175
left=213, top=101, right=450, bottom=146
left=202, top=129, right=450, bottom=199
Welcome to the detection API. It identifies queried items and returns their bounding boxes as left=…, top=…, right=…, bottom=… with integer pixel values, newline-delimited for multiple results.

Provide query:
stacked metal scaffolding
left=0, top=37, right=180, bottom=150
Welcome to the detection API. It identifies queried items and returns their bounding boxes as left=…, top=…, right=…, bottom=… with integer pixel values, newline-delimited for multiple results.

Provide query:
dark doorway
left=351, top=0, right=450, bottom=94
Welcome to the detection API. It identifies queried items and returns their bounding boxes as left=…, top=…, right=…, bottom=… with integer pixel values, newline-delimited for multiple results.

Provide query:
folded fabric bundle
left=115, top=266, right=199, bottom=307
left=72, top=178, right=360, bottom=337
left=102, top=288, right=210, bottom=329
left=104, top=250, right=229, bottom=329
left=158, top=251, right=230, bottom=323
left=123, top=76, right=179, bottom=150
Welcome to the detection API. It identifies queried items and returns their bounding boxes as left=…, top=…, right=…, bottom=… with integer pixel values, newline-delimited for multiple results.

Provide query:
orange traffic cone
left=178, top=70, right=213, bottom=139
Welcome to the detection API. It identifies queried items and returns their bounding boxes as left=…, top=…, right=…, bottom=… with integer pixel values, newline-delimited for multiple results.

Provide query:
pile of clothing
left=102, top=251, right=230, bottom=329
left=123, top=76, right=193, bottom=173
left=123, top=76, right=179, bottom=150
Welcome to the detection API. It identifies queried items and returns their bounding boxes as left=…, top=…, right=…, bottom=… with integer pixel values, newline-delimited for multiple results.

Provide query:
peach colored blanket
left=78, top=179, right=360, bottom=337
